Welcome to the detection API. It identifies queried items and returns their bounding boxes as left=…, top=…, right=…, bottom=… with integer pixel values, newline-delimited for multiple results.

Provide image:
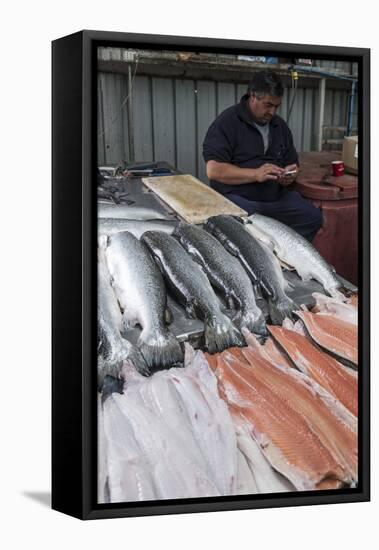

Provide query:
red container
left=331, top=160, right=345, bottom=177
left=311, top=198, right=358, bottom=285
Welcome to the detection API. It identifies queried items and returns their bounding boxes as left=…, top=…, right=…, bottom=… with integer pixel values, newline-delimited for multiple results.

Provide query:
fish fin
left=101, top=375, right=124, bottom=402
left=247, top=224, right=277, bottom=251
left=121, top=340, right=151, bottom=377
left=122, top=310, right=139, bottom=330
left=165, top=306, right=174, bottom=324
left=284, top=279, right=296, bottom=291
left=230, top=215, right=245, bottom=224
left=185, top=302, right=197, bottom=319
left=278, top=258, right=296, bottom=271
left=98, top=337, right=150, bottom=389
left=268, top=296, right=297, bottom=325
left=97, top=355, right=124, bottom=391
left=138, top=329, right=184, bottom=370
left=150, top=254, right=166, bottom=277
left=296, top=269, right=313, bottom=282
left=233, top=307, right=268, bottom=336
left=226, top=295, right=237, bottom=309
left=188, top=249, right=207, bottom=271
left=223, top=240, right=240, bottom=257
left=253, top=284, right=263, bottom=299
left=204, top=313, right=245, bottom=353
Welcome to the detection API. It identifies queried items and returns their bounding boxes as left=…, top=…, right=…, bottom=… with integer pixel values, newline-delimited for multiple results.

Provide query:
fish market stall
left=97, top=161, right=358, bottom=504
left=98, top=163, right=356, bottom=347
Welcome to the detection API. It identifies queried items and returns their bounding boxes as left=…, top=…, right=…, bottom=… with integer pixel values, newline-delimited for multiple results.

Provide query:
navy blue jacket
left=202, top=94, right=299, bottom=201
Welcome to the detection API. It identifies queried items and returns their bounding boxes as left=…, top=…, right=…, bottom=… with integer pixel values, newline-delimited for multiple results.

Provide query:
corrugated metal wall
left=97, top=69, right=356, bottom=182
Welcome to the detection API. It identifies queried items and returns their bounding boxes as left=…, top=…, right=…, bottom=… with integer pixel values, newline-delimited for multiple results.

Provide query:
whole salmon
left=204, top=215, right=296, bottom=325
left=247, top=213, right=345, bottom=300
left=173, top=223, right=266, bottom=335
left=105, top=231, right=183, bottom=371
left=141, top=231, right=245, bottom=354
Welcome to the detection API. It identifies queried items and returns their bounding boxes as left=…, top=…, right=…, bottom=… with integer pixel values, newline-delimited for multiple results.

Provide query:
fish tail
left=101, top=375, right=124, bottom=403
left=268, top=296, right=297, bottom=325
left=138, top=329, right=184, bottom=371
left=234, top=307, right=268, bottom=336
left=122, top=341, right=151, bottom=377
left=204, top=313, right=245, bottom=354
left=97, top=339, right=150, bottom=389
left=97, top=355, right=123, bottom=391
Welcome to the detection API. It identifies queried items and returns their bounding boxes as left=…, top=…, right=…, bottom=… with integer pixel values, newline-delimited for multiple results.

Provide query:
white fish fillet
left=101, top=345, right=241, bottom=502
left=137, top=371, right=214, bottom=480
left=97, top=394, right=109, bottom=504
left=177, top=345, right=238, bottom=494
left=103, top=393, right=157, bottom=503
left=312, top=292, right=358, bottom=325
left=116, top=389, right=220, bottom=499
left=136, top=345, right=238, bottom=495
left=236, top=424, right=296, bottom=493
left=103, top=360, right=222, bottom=502
left=236, top=449, right=259, bottom=495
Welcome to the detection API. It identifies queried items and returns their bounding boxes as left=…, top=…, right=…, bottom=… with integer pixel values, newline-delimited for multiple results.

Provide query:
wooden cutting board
left=142, top=174, right=247, bottom=224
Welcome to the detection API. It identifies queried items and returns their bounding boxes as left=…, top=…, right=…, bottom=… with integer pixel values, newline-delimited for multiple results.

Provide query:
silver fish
left=173, top=223, right=267, bottom=336
left=98, top=259, right=149, bottom=387
left=105, top=231, right=183, bottom=370
left=247, top=213, right=345, bottom=300
left=99, top=218, right=177, bottom=239
left=141, top=231, right=245, bottom=354
left=204, top=215, right=296, bottom=325
left=98, top=203, right=172, bottom=221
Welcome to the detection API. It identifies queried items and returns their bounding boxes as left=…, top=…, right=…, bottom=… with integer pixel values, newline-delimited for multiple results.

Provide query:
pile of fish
left=97, top=206, right=359, bottom=502
left=98, top=211, right=354, bottom=384
left=204, top=318, right=358, bottom=491
left=99, top=344, right=301, bottom=503
left=99, top=305, right=358, bottom=502
left=98, top=345, right=239, bottom=503
left=246, top=213, right=346, bottom=300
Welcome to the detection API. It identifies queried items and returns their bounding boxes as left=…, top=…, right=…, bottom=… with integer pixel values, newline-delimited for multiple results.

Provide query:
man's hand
left=278, top=164, right=298, bottom=186
left=255, top=163, right=285, bottom=183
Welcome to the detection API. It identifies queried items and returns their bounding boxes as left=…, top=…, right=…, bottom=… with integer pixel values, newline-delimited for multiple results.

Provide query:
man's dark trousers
left=225, top=188, right=323, bottom=242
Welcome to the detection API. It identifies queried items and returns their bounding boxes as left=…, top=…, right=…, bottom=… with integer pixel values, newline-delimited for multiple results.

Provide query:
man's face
left=248, top=93, right=282, bottom=124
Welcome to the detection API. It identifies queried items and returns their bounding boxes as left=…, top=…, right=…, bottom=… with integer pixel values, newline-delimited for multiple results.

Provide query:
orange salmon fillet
left=268, top=326, right=358, bottom=416
left=296, top=311, right=358, bottom=366
left=213, top=351, right=355, bottom=490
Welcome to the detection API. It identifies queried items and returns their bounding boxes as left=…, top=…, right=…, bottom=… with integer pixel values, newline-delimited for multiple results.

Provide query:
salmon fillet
left=315, top=478, right=344, bottom=490
left=296, top=311, right=358, bottom=367
left=268, top=326, right=358, bottom=416
left=348, top=294, right=358, bottom=309
left=215, top=351, right=351, bottom=490
left=242, top=329, right=293, bottom=369
left=239, top=348, right=357, bottom=483
left=204, top=352, right=219, bottom=372
left=311, top=292, right=358, bottom=325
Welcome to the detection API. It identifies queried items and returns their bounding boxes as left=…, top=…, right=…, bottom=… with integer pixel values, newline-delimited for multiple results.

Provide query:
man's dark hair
left=247, top=70, right=284, bottom=99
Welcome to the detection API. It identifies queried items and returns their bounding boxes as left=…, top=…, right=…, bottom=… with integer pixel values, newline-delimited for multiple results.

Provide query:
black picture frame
left=52, top=30, right=370, bottom=520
